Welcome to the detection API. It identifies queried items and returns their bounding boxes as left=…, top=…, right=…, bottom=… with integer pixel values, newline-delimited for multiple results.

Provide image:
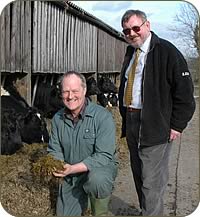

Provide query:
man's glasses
left=122, top=20, right=146, bottom=36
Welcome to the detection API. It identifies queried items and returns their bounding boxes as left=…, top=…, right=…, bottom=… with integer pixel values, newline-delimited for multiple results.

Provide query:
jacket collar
left=149, top=31, right=160, bottom=50
left=84, top=98, right=97, bottom=118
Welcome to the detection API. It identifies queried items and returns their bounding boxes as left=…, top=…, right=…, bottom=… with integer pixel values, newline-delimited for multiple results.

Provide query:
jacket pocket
left=83, top=131, right=96, bottom=154
left=83, top=130, right=96, bottom=144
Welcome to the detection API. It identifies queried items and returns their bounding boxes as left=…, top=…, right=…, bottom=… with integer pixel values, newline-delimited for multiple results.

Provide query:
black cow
left=1, top=109, right=22, bottom=155
left=96, top=76, right=118, bottom=107
left=97, top=93, right=109, bottom=108
left=97, top=76, right=118, bottom=93
left=33, top=82, right=64, bottom=118
left=1, top=85, right=49, bottom=155
left=86, top=77, right=101, bottom=96
left=97, top=93, right=119, bottom=107
left=108, top=93, right=118, bottom=107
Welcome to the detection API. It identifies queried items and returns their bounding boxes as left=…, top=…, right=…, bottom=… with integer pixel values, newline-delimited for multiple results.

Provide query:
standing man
left=118, top=10, right=195, bottom=215
left=48, top=71, right=118, bottom=216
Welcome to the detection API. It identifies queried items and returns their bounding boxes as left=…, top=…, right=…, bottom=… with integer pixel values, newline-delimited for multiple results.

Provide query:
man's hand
left=52, top=162, right=88, bottom=177
left=53, top=163, right=72, bottom=177
left=170, top=129, right=181, bottom=141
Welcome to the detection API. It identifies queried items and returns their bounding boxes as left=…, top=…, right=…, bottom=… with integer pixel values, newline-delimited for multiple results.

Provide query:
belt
left=127, top=107, right=141, bottom=112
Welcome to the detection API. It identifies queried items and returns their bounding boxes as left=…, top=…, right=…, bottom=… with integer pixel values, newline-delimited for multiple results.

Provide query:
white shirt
left=123, top=33, right=152, bottom=108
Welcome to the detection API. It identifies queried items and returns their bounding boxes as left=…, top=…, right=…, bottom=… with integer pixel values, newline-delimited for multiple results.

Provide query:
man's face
left=122, top=15, right=150, bottom=48
left=61, top=74, right=86, bottom=114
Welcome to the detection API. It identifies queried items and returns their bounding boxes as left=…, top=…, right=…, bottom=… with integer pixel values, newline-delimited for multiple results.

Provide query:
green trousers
left=56, top=164, right=117, bottom=216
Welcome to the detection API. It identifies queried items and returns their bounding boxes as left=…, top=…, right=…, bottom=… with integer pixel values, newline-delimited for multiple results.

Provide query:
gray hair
left=121, top=10, right=147, bottom=27
left=59, top=71, right=86, bottom=90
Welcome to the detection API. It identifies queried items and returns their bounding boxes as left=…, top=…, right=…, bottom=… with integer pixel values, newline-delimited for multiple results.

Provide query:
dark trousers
left=126, top=110, right=172, bottom=215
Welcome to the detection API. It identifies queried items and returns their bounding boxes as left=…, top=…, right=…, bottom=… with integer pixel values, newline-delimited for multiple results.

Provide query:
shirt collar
left=64, top=98, right=88, bottom=121
left=140, top=32, right=152, bottom=53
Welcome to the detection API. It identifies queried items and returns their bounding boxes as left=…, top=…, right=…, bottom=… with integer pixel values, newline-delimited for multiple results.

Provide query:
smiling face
left=61, top=74, right=86, bottom=117
left=122, top=15, right=150, bottom=48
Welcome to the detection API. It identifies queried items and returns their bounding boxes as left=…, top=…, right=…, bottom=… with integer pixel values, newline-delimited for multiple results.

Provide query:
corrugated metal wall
left=0, top=0, right=127, bottom=75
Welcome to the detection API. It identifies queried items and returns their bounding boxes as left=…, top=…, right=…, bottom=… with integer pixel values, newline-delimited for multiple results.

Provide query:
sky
left=73, top=0, right=200, bottom=57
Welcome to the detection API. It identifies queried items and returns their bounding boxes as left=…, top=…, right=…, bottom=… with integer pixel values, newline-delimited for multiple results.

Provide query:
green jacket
left=48, top=99, right=117, bottom=171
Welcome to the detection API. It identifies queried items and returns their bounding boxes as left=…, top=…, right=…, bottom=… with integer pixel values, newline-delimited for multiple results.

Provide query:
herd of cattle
left=1, top=75, right=118, bottom=155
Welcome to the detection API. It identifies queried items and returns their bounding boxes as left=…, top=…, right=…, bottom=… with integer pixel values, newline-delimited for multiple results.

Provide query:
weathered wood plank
left=10, top=2, right=17, bottom=72
left=70, top=15, right=75, bottom=70
left=32, top=1, right=38, bottom=72
left=46, top=1, right=51, bottom=72
left=15, top=0, right=21, bottom=72
left=20, top=0, right=24, bottom=72
left=5, top=4, right=11, bottom=71
left=67, top=13, right=71, bottom=71
left=26, top=0, right=31, bottom=72
left=41, top=1, right=47, bottom=72
left=59, top=10, right=64, bottom=73
left=24, top=0, right=31, bottom=73
left=49, top=4, right=54, bottom=73
left=0, top=7, right=6, bottom=71
left=63, top=11, right=68, bottom=73
left=55, top=7, right=59, bottom=73
left=53, top=5, right=58, bottom=73
left=36, top=1, right=41, bottom=72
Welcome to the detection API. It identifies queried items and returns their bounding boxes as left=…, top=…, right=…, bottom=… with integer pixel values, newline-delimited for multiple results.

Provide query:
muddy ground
left=0, top=99, right=199, bottom=216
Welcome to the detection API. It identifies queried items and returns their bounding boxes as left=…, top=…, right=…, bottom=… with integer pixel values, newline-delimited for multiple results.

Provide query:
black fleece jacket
left=118, top=32, right=195, bottom=147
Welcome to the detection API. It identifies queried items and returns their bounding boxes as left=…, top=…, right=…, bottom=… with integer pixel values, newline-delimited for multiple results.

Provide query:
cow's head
left=98, top=76, right=118, bottom=93
left=17, top=109, right=49, bottom=144
left=1, top=109, right=22, bottom=155
left=86, top=77, right=101, bottom=96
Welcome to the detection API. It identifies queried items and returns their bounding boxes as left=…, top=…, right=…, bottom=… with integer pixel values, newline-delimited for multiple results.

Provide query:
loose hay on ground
left=0, top=143, right=60, bottom=216
left=0, top=107, right=129, bottom=216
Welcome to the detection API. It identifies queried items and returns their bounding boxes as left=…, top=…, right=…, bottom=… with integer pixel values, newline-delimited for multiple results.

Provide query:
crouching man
left=47, top=71, right=118, bottom=216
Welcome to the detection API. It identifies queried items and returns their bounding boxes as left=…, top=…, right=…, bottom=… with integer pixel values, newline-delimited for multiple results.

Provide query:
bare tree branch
left=170, top=2, right=199, bottom=57
left=170, top=2, right=199, bottom=83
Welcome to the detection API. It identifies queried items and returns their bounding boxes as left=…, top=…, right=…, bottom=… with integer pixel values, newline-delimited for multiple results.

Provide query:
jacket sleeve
left=47, top=115, right=65, bottom=161
left=170, top=48, right=196, bottom=132
left=82, top=110, right=116, bottom=170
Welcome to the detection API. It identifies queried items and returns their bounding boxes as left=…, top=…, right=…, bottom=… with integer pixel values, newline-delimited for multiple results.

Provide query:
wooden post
left=14, top=73, right=31, bottom=106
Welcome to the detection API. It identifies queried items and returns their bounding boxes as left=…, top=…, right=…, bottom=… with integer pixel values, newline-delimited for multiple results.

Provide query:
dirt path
left=110, top=98, right=199, bottom=216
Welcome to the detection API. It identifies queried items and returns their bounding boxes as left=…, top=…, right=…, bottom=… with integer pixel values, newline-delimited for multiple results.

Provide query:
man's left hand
left=53, top=164, right=72, bottom=177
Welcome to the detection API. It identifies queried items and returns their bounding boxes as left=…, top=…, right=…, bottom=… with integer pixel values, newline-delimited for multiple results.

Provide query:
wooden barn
left=0, top=0, right=127, bottom=104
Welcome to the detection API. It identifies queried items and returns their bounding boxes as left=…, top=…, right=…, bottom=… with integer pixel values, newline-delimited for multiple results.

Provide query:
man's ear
left=146, top=20, right=150, bottom=30
left=84, top=87, right=87, bottom=96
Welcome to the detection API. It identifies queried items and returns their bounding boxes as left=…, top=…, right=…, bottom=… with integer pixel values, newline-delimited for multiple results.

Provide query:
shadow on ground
left=110, top=195, right=141, bottom=216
